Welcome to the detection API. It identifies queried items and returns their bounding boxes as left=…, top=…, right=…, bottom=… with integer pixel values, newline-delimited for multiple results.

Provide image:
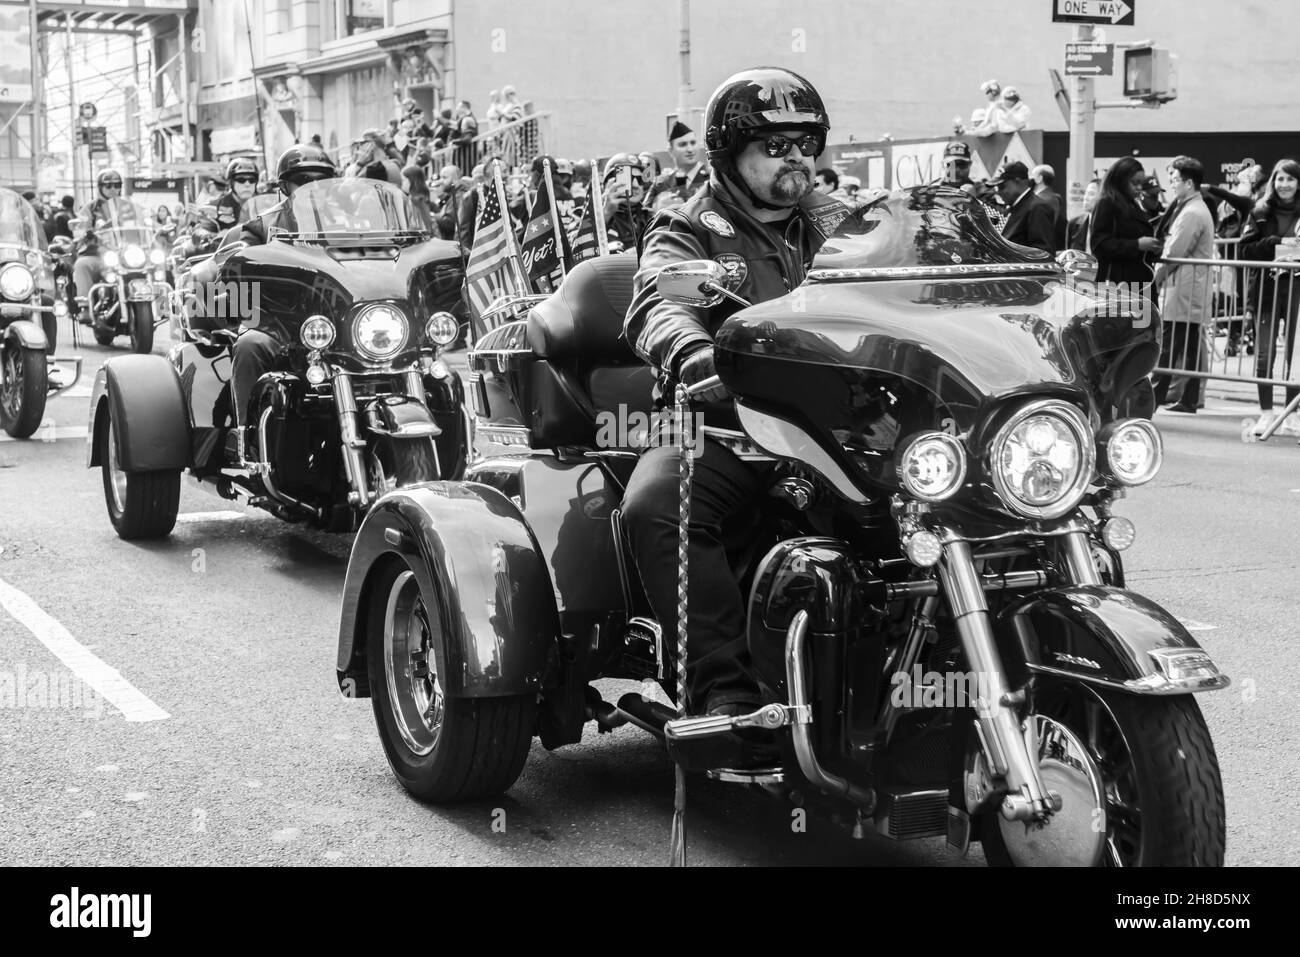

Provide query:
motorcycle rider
left=226, top=144, right=338, bottom=456
left=72, top=169, right=139, bottom=323
left=213, top=157, right=260, bottom=231
left=599, top=152, right=650, bottom=256
left=622, top=68, right=850, bottom=755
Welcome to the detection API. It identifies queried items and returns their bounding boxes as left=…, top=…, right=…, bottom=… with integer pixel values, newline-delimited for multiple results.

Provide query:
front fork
left=333, top=370, right=429, bottom=507
left=937, top=530, right=1102, bottom=823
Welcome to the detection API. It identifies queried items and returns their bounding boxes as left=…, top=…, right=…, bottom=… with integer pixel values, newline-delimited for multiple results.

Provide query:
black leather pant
left=230, top=330, right=278, bottom=428
left=621, top=435, right=771, bottom=714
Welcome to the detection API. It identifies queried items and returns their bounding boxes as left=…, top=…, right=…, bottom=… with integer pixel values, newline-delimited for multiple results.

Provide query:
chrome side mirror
left=1057, top=249, right=1097, bottom=276
left=656, top=259, right=749, bottom=308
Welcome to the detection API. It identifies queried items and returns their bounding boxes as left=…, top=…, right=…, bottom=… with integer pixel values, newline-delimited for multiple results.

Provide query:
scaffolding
left=25, top=1, right=198, bottom=204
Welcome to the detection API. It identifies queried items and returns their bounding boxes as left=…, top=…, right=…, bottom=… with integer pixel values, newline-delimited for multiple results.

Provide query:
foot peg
left=664, top=703, right=810, bottom=741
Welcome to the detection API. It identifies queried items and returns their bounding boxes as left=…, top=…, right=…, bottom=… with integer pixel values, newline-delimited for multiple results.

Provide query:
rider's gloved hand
left=676, top=345, right=728, bottom=404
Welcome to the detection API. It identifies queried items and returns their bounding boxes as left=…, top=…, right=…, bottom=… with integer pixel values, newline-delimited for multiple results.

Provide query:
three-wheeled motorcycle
left=88, top=179, right=472, bottom=540
left=337, top=187, right=1228, bottom=866
left=79, top=198, right=170, bottom=353
left=1, top=187, right=82, bottom=439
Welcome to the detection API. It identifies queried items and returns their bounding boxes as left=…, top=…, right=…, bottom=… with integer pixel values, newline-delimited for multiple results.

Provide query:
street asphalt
left=1, top=315, right=1296, bottom=867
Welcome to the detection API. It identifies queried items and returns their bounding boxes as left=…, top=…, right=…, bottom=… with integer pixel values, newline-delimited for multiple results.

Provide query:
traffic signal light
left=1123, top=45, right=1177, bottom=102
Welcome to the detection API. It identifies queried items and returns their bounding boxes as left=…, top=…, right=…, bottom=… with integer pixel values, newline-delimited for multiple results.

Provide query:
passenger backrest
left=527, top=252, right=640, bottom=365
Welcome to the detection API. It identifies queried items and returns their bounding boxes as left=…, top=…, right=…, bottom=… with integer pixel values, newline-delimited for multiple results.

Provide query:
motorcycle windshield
left=814, top=185, right=1054, bottom=270
left=0, top=188, right=47, bottom=251
left=92, top=201, right=153, bottom=250
left=273, top=179, right=420, bottom=241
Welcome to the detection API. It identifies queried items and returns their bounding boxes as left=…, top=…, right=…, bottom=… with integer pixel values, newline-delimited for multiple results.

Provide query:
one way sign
left=1052, top=0, right=1135, bottom=26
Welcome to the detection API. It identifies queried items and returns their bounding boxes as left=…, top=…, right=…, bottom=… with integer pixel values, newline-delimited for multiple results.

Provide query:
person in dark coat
left=988, top=161, right=1057, bottom=253
left=1090, top=157, right=1162, bottom=284
left=1067, top=178, right=1100, bottom=251
left=1031, top=163, right=1067, bottom=252
left=1239, top=157, right=1300, bottom=434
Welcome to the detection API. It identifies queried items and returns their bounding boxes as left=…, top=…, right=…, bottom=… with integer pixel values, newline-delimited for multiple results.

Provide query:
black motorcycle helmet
left=225, top=156, right=259, bottom=184
left=704, top=66, right=830, bottom=209
left=274, top=144, right=337, bottom=194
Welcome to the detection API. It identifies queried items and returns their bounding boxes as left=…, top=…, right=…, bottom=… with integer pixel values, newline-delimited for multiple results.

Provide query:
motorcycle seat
left=524, top=254, right=655, bottom=446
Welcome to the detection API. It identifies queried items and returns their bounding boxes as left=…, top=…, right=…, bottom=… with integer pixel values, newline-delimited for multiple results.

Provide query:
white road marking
left=0, top=578, right=169, bottom=722
left=58, top=387, right=93, bottom=399
left=174, top=510, right=248, bottom=524
left=0, top=425, right=87, bottom=443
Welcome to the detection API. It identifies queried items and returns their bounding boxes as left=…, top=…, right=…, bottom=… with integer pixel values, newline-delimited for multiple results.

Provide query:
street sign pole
left=1067, top=23, right=1096, bottom=220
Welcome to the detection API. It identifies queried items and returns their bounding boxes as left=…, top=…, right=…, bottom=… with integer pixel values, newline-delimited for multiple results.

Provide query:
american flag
left=568, top=196, right=601, bottom=265
left=465, top=184, right=519, bottom=326
left=520, top=168, right=571, bottom=293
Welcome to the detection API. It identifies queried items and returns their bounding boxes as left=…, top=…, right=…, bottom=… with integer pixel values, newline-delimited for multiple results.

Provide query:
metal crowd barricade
left=1152, top=237, right=1300, bottom=443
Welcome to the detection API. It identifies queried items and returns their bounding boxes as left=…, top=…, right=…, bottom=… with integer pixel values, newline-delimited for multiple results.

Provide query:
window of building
left=346, top=0, right=388, bottom=36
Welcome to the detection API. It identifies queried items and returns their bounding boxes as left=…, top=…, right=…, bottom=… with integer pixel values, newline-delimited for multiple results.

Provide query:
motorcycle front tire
left=128, top=301, right=155, bottom=355
left=0, top=344, right=47, bottom=439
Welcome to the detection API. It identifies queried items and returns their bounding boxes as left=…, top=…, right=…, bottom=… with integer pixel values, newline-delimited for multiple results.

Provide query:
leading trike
left=0, top=187, right=82, bottom=439
left=336, top=187, right=1228, bottom=866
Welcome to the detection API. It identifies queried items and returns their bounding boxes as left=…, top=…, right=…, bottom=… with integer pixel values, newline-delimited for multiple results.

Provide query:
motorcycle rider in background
left=213, top=157, right=260, bottom=231
left=72, top=169, right=138, bottom=324
left=622, top=67, right=850, bottom=760
left=223, top=144, right=339, bottom=460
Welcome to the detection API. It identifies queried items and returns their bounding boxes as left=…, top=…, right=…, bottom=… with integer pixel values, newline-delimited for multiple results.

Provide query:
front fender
left=86, top=355, right=191, bottom=471
left=336, top=482, right=558, bottom=698
left=999, top=585, right=1230, bottom=695
left=3, top=318, right=48, bottom=351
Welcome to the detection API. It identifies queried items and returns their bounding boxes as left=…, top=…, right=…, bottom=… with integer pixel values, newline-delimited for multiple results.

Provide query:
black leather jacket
left=624, top=170, right=849, bottom=384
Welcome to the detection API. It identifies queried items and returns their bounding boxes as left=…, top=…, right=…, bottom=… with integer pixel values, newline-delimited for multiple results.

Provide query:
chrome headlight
left=898, top=432, right=967, bottom=501
left=103, top=250, right=120, bottom=269
left=352, top=305, right=408, bottom=361
left=121, top=245, right=147, bottom=269
left=425, top=311, right=459, bottom=346
left=1097, top=419, right=1162, bottom=486
left=991, top=400, right=1095, bottom=520
left=301, top=315, right=336, bottom=350
left=0, top=263, right=35, bottom=301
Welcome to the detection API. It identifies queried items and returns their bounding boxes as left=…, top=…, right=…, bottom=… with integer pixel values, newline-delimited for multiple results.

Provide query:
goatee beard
left=771, top=169, right=811, bottom=204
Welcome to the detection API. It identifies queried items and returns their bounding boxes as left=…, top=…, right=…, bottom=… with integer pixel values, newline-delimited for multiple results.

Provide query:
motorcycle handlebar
left=683, top=375, right=722, bottom=402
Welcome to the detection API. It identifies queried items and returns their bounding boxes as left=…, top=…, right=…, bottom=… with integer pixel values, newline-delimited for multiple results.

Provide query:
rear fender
left=336, top=482, right=558, bottom=699
left=998, top=585, right=1230, bottom=695
left=86, top=355, right=191, bottom=471
left=2, top=319, right=48, bottom=351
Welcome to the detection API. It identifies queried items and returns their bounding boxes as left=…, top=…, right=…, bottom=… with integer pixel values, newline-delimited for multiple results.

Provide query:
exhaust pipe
left=784, top=610, right=875, bottom=809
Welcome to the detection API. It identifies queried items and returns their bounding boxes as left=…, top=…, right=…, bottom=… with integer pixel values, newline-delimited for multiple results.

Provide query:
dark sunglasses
left=102, top=182, right=123, bottom=189
left=751, top=132, right=825, bottom=159
left=232, top=176, right=259, bottom=184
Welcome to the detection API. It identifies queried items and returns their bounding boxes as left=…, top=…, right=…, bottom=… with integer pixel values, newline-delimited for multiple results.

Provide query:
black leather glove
left=675, top=346, right=728, bottom=403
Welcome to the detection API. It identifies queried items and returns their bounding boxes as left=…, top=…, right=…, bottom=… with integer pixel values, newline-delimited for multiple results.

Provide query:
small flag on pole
left=465, top=179, right=520, bottom=332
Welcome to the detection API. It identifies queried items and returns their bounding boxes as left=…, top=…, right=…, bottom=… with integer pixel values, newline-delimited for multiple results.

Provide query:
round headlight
left=103, top=250, right=120, bottom=268
left=301, top=315, right=336, bottom=350
left=898, top=432, right=967, bottom=501
left=122, top=245, right=147, bottom=269
left=103, top=269, right=118, bottom=284
left=0, top=263, right=35, bottom=301
left=1100, top=419, right=1163, bottom=486
left=353, top=305, right=408, bottom=361
left=149, top=248, right=166, bottom=265
left=425, top=311, right=459, bottom=346
left=991, top=402, right=1094, bottom=520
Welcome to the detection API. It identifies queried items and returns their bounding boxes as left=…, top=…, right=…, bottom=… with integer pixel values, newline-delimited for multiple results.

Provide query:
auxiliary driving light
left=1098, top=418, right=1163, bottom=486
left=149, top=248, right=167, bottom=265
left=903, top=529, right=943, bottom=567
left=898, top=432, right=967, bottom=502
left=103, top=250, right=120, bottom=269
left=301, top=315, right=336, bottom=350
left=425, top=311, right=459, bottom=346
left=1100, top=516, right=1136, bottom=551
left=305, top=363, right=328, bottom=385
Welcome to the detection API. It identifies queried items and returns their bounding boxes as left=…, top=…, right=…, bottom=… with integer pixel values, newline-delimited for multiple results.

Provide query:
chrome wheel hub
left=106, top=417, right=128, bottom=512
left=383, top=570, right=444, bottom=756
left=996, top=714, right=1107, bottom=867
